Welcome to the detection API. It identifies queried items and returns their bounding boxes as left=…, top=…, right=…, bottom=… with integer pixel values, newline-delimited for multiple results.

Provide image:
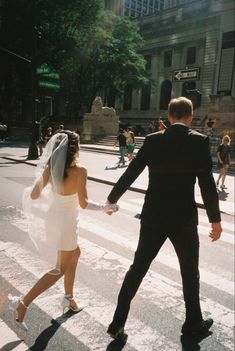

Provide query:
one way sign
left=173, top=67, right=200, bottom=81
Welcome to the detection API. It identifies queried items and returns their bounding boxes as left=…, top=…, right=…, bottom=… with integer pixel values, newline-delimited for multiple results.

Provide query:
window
left=160, top=80, right=172, bottom=110
left=186, top=46, right=196, bottom=65
left=218, top=31, right=235, bottom=95
left=123, top=85, right=132, bottom=110
left=141, top=84, right=151, bottom=110
left=164, top=50, right=172, bottom=67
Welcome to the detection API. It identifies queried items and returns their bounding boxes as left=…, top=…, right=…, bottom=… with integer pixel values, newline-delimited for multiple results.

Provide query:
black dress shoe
left=107, top=326, right=128, bottom=343
left=181, top=318, right=213, bottom=335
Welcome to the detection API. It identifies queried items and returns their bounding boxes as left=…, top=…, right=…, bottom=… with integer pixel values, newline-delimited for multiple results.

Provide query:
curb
left=2, top=155, right=231, bottom=216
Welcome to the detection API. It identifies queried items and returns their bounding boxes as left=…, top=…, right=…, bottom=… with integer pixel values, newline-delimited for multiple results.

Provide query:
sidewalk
left=0, top=142, right=234, bottom=216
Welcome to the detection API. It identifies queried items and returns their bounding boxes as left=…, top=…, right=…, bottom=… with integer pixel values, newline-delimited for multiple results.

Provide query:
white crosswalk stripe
left=0, top=242, right=179, bottom=351
left=1, top=200, right=234, bottom=351
left=118, top=199, right=234, bottom=244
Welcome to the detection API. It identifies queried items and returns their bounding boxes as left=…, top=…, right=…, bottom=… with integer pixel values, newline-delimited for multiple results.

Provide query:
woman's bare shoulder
left=73, top=164, right=87, bottom=176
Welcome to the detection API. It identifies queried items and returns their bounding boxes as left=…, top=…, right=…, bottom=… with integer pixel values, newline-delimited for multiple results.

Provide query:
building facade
left=105, top=0, right=235, bottom=135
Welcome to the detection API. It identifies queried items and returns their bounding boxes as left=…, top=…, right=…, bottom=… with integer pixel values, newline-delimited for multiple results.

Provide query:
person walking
left=114, top=129, right=127, bottom=167
left=158, top=119, right=167, bottom=131
left=106, top=97, right=222, bottom=342
left=125, top=128, right=136, bottom=161
left=8, top=130, right=118, bottom=331
left=44, top=126, right=53, bottom=145
left=216, top=134, right=231, bottom=189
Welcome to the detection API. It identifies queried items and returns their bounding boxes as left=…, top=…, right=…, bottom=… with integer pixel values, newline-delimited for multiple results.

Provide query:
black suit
left=108, top=124, right=220, bottom=332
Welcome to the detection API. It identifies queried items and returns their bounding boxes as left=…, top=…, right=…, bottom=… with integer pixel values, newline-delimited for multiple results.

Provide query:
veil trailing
left=22, top=133, right=71, bottom=275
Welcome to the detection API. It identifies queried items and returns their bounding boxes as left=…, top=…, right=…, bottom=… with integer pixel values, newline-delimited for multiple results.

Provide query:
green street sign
left=38, top=80, right=60, bottom=91
left=37, top=64, right=60, bottom=91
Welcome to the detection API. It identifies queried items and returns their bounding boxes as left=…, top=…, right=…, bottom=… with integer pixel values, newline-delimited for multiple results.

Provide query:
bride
left=8, top=130, right=118, bottom=330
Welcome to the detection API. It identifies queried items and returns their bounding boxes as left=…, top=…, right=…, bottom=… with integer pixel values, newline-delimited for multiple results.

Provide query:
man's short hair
left=168, top=97, right=193, bottom=119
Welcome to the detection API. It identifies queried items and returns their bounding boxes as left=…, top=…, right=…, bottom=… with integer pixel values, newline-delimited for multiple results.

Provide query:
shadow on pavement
left=27, top=310, right=79, bottom=351
left=106, top=338, right=128, bottom=351
left=180, top=331, right=213, bottom=351
left=1, top=340, right=23, bottom=351
left=217, top=189, right=229, bottom=201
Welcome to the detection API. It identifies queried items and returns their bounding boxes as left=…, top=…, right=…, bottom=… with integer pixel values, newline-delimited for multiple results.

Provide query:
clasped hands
left=104, top=199, right=119, bottom=215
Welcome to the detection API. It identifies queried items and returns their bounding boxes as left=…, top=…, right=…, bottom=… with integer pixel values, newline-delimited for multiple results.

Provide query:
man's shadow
left=106, top=338, right=127, bottom=351
left=28, top=310, right=78, bottom=351
left=105, top=332, right=213, bottom=351
left=180, top=331, right=212, bottom=351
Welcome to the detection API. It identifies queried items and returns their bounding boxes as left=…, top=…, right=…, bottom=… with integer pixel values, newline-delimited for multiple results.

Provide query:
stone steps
left=95, top=135, right=145, bottom=148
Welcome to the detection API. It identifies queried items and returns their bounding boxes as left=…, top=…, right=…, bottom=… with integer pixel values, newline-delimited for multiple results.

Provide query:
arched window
left=160, top=80, right=172, bottom=110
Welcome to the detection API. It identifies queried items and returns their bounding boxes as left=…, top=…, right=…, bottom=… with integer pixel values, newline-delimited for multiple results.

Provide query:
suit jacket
left=108, top=124, right=221, bottom=230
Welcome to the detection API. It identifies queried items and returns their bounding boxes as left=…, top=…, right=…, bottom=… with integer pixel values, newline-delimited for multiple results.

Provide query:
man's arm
left=197, top=137, right=222, bottom=241
left=107, top=137, right=149, bottom=204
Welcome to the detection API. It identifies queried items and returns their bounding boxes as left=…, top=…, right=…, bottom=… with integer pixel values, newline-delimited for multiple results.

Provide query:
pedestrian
left=106, top=96, right=222, bottom=342
left=114, top=129, right=127, bottom=167
left=44, top=126, right=53, bottom=145
left=0, top=121, right=7, bottom=141
left=216, top=134, right=231, bottom=189
left=37, top=132, right=45, bottom=157
left=206, top=117, right=215, bottom=137
left=8, top=130, right=118, bottom=331
left=158, top=119, right=167, bottom=131
left=126, top=129, right=136, bottom=161
left=54, top=124, right=65, bottom=134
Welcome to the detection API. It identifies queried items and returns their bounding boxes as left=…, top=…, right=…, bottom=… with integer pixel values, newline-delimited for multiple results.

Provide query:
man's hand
left=104, top=199, right=118, bottom=216
left=209, top=222, right=222, bottom=241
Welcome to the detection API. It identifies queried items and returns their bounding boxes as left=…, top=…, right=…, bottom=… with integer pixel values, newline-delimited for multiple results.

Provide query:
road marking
left=0, top=243, right=179, bottom=351
left=78, top=215, right=234, bottom=295
left=118, top=199, right=234, bottom=243
left=1, top=238, right=234, bottom=351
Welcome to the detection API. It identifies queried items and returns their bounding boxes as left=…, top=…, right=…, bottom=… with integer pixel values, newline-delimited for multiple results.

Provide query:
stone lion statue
left=91, top=96, right=103, bottom=114
left=91, top=96, right=116, bottom=117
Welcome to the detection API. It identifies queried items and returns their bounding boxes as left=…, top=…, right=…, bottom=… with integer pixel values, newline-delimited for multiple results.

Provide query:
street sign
left=173, top=68, right=200, bottom=81
left=36, top=64, right=60, bottom=91
left=38, top=81, right=60, bottom=91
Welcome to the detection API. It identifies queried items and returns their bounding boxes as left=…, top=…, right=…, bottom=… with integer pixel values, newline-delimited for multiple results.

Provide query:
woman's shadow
left=28, top=310, right=77, bottom=351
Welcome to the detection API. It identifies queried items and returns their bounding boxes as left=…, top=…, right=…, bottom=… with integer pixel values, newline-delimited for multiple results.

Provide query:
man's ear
left=168, top=115, right=174, bottom=125
left=188, top=115, right=193, bottom=124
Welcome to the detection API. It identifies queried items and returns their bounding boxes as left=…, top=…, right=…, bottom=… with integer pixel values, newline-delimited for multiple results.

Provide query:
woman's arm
left=77, top=166, right=89, bottom=209
left=77, top=166, right=118, bottom=211
left=216, top=147, right=223, bottom=164
left=31, top=167, right=50, bottom=199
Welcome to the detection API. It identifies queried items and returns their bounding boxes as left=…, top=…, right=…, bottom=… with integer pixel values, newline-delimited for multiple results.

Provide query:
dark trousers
left=109, top=222, right=202, bottom=331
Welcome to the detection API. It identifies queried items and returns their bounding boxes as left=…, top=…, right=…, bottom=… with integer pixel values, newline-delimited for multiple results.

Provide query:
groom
left=106, top=97, right=222, bottom=341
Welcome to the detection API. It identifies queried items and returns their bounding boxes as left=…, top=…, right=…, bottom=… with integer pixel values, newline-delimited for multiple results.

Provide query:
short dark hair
left=168, top=97, right=193, bottom=119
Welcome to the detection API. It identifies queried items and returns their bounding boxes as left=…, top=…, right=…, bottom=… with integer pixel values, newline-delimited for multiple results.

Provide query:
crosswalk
left=0, top=196, right=234, bottom=351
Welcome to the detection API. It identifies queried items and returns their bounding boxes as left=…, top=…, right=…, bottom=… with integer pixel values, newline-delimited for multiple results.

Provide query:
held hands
left=209, top=222, right=222, bottom=242
left=104, top=199, right=119, bottom=215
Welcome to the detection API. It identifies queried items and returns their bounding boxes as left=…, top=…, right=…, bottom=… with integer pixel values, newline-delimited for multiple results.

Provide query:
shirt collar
left=172, top=122, right=187, bottom=126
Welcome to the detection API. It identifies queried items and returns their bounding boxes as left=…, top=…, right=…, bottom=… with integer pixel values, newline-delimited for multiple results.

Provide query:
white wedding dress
left=46, top=192, right=79, bottom=251
left=23, top=185, right=80, bottom=273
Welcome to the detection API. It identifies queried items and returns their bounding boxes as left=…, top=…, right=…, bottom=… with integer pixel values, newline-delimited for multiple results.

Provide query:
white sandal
left=8, top=294, right=28, bottom=331
left=61, top=295, right=83, bottom=313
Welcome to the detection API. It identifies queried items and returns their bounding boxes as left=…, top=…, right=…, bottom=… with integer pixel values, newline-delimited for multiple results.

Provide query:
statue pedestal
left=82, top=113, right=119, bottom=142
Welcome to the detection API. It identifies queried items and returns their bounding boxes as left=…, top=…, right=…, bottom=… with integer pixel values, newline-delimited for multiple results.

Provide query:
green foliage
left=0, top=0, right=149, bottom=119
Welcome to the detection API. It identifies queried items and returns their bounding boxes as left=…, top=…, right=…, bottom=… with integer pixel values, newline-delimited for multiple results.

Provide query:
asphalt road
left=0, top=158, right=234, bottom=351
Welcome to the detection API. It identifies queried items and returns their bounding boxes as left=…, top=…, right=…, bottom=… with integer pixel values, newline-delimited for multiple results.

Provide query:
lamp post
left=27, top=0, right=39, bottom=160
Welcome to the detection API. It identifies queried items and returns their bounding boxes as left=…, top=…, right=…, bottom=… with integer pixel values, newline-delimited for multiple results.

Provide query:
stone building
left=105, top=0, right=235, bottom=136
